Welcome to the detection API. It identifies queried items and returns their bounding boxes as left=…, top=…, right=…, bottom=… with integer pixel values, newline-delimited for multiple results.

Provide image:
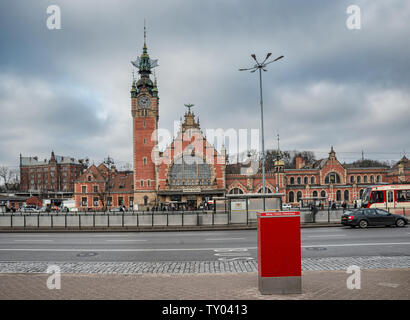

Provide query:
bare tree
left=0, top=166, right=20, bottom=191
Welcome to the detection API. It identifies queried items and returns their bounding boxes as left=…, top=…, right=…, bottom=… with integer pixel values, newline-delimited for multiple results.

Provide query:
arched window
left=336, top=190, right=342, bottom=201
left=289, top=191, right=294, bottom=203
left=344, top=190, right=349, bottom=201
left=297, top=191, right=302, bottom=202
left=229, top=188, right=243, bottom=194
left=257, top=188, right=272, bottom=193
left=350, top=176, right=354, bottom=183
left=313, top=190, right=318, bottom=198
left=325, top=172, right=341, bottom=184
left=290, top=177, right=295, bottom=185
left=357, top=176, right=361, bottom=183
left=297, top=177, right=301, bottom=185
left=364, top=176, right=368, bottom=183
left=311, top=176, right=315, bottom=184
left=168, top=155, right=211, bottom=186
left=320, top=190, right=326, bottom=198
left=370, top=175, right=374, bottom=183
left=376, top=175, right=381, bottom=183
left=304, top=177, right=308, bottom=184
left=88, top=175, right=91, bottom=182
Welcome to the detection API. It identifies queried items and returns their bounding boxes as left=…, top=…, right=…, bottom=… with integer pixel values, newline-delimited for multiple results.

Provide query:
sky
left=0, top=0, right=409, bottom=169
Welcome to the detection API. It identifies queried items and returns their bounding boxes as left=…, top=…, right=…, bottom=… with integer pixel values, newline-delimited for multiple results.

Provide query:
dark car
left=341, top=208, right=408, bottom=228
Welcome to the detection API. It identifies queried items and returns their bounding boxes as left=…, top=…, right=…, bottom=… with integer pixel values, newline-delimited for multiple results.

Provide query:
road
left=0, top=226, right=409, bottom=263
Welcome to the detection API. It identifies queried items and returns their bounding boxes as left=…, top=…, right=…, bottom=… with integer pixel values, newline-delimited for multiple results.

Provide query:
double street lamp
left=239, top=53, right=283, bottom=209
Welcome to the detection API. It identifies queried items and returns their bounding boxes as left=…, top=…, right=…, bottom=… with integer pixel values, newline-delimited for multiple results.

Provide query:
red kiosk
left=257, top=211, right=302, bottom=294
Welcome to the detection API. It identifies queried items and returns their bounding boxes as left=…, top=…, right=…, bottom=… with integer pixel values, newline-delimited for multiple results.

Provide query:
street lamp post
left=239, top=53, right=283, bottom=210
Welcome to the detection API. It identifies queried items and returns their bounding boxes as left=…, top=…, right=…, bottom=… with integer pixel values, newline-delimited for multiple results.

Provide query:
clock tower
left=131, top=26, right=159, bottom=208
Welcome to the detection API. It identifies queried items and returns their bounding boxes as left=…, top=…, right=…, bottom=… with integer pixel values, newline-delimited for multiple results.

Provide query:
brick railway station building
left=73, top=33, right=410, bottom=211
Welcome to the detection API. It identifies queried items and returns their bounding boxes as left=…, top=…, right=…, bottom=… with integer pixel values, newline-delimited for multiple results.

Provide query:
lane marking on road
left=13, top=240, right=53, bottom=242
left=105, top=240, right=147, bottom=242
left=205, top=238, right=246, bottom=241
left=306, top=235, right=346, bottom=238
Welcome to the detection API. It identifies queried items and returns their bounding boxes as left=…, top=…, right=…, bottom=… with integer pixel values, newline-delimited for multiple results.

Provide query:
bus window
left=396, top=190, right=410, bottom=202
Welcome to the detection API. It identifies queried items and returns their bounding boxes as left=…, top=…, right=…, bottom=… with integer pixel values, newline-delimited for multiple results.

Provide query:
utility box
left=257, top=211, right=302, bottom=294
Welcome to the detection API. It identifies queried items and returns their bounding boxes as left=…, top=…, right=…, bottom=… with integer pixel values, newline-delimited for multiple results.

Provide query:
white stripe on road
left=306, top=235, right=346, bottom=238
left=205, top=238, right=246, bottom=241
left=0, top=242, right=409, bottom=252
left=106, top=240, right=147, bottom=242
left=13, top=240, right=53, bottom=242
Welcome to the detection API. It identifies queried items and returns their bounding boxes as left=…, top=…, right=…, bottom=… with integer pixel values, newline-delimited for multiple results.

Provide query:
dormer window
left=88, top=175, right=91, bottom=182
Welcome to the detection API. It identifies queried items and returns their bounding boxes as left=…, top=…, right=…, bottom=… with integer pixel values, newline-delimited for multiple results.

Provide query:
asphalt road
left=0, top=226, right=409, bottom=262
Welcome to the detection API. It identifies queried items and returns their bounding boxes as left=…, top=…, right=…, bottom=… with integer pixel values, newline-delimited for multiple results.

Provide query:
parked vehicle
left=341, top=208, right=408, bottom=228
left=61, top=199, right=78, bottom=213
left=19, top=206, right=39, bottom=213
left=282, top=203, right=292, bottom=210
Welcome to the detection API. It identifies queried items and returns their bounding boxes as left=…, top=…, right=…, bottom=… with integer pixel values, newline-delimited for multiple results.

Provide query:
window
left=144, top=196, right=148, bottom=206
left=143, top=120, right=146, bottom=128
left=118, top=197, right=124, bottom=206
left=229, top=188, right=244, bottom=194
left=376, top=175, right=381, bottom=183
left=336, top=190, right=342, bottom=201
left=93, top=186, right=98, bottom=193
left=364, top=176, right=368, bottom=183
left=143, top=157, right=147, bottom=165
left=144, top=138, right=147, bottom=144
left=297, top=191, right=302, bottom=202
left=88, top=175, right=91, bottom=181
left=359, top=189, right=364, bottom=198
left=350, top=176, right=354, bottom=183
left=370, top=191, right=384, bottom=203
left=93, top=197, right=99, bottom=206
left=258, top=188, right=272, bottom=193
left=376, top=209, right=389, bottom=216
left=325, top=172, right=341, bottom=184
left=130, top=197, right=134, bottom=206
left=311, top=177, right=315, bottom=184
left=357, top=176, right=361, bottom=183
left=140, top=180, right=144, bottom=187
left=296, top=177, right=301, bottom=184
left=81, top=197, right=87, bottom=206
left=147, top=180, right=151, bottom=187
left=397, top=190, right=410, bottom=202
left=370, top=175, right=374, bottom=183
left=344, top=190, right=349, bottom=201
left=304, top=177, right=308, bottom=184
left=82, top=186, right=86, bottom=193
left=313, top=190, right=318, bottom=198
left=168, top=155, right=212, bottom=186
left=107, top=197, right=112, bottom=206
left=289, top=191, right=294, bottom=203
left=320, top=190, right=326, bottom=198
left=290, top=177, right=295, bottom=185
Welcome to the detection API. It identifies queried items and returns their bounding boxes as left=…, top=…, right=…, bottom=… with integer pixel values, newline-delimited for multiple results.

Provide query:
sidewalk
left=0, top=268, right=409, bottom=300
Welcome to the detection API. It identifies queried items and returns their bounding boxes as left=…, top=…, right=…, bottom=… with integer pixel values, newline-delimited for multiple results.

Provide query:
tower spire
left=143, top=19, right=147, bottom=49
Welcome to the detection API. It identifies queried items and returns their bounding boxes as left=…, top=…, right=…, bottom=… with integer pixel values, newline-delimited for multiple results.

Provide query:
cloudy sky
left=1, top=0, right=409, bottom=168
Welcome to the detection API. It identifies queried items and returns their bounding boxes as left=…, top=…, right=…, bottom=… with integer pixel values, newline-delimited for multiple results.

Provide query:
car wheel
left=395, top=219, right=405, bottom=227
left=359, top=220, right=368, bottom=229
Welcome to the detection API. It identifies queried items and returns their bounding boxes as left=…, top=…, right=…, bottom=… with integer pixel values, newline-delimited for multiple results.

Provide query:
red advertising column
left=257, top=211, right=302, bottom=294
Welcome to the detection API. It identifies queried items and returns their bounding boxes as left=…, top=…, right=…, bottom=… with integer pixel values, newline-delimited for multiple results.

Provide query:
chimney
left=295, top=155, right=305, bottom=169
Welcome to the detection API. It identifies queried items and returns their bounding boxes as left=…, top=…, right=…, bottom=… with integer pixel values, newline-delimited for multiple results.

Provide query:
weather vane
left=184, top=103, right=194, bottom=113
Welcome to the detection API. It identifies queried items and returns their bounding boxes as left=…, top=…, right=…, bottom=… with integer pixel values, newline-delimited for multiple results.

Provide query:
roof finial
left=144, top=19, right=147, bottom=47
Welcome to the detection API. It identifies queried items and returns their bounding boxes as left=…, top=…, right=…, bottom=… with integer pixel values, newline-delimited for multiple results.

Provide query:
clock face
left=138, top=95, right=150, bottom=108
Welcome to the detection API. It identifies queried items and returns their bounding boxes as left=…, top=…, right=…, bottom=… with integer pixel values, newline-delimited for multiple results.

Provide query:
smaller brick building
left=20, top=151, right=87, bottom=193
left=74, top=163, right=134, bottom=211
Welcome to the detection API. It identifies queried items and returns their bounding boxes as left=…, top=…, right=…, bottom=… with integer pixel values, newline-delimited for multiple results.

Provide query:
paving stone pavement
left=0, top=268, right=409, bottom=300
left=0, top=256, right=409, bottom=274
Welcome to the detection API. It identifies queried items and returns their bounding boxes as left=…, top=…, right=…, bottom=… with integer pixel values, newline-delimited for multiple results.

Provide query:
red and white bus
left=361, top=184, right=410, bottom=215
